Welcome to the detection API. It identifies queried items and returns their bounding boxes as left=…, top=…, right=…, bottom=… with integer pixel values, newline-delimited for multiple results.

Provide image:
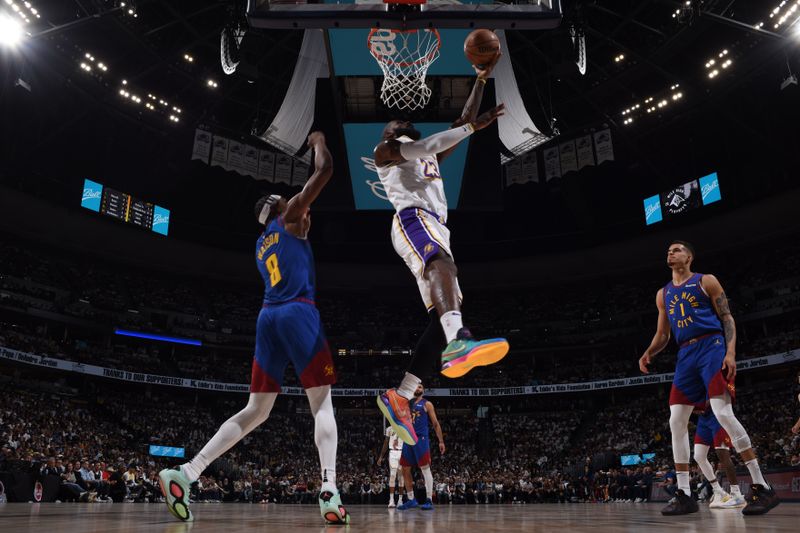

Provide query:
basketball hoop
left=368, top=27, right=441, bottom=111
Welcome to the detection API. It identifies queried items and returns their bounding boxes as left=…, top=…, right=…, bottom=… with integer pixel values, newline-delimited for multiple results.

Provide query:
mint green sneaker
left=158, top=466, right=194, bottom=522
left=440, top=331, right=509, bottom=379
left=319, top=489, right=350, bottom=525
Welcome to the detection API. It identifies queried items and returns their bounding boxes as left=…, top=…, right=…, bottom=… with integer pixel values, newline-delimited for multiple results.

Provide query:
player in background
left=374, top=54, right=509, bottom=446
left=693, top=408, right=745, bottom=508
left=639, top=241, right=779, bottom=516
left=158, top=133, right=349, bottom=525
left=792, top=371, right=800, bottom=434
left=377, top=425, right=406, bottom=508
left=396, top=384, right=445, bottom=511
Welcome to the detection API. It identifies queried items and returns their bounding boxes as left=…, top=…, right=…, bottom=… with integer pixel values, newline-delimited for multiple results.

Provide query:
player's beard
left=394, top=127, right=422, bottom=141
left=413, top=390, right=423, bottom=398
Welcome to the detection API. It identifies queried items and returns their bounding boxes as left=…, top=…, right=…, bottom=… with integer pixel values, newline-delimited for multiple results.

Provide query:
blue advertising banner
left=343, top=123, right=468, bottom=210
left=81, top=179, right=103, bottom=212
left=329, top=29, right=476, bottom=76
left=148, top=445, right=185, bottom=458
left=699, top=172, right=722, bottom=205
left=643, top=194, right=662, bottom=225
left=152, top=205, right=170, bottom=236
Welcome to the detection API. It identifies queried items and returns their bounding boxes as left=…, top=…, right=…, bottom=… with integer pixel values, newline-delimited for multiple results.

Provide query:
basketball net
left=368, top=28, right=441, bottom=111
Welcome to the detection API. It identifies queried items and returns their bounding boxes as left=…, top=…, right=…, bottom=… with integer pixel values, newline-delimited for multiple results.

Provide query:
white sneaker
left=709, top=491, right=731, bottom=509
left=717, top=493, right=746, bottom=509
left=388, top=499, right=396, bottom=508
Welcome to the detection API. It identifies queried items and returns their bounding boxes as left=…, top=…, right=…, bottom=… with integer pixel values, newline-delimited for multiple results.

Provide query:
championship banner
left=504, top=158, right=523, bottom=187
left=593, top=128, right=614, bottom=164
left=559, top=140, right=578, bottom=175
left=242, top=146, right=260, bottom=178
left=227, top=140, right=246, bottom=175
left=521, top=151, right=539, bottom=184
left=191, top=129, right=212, bottom=163
left=576, top=135, right=594, bottom=170
left=257, top=150, right=276, bottom=182
left=543, top=146, right=561, bottom=181
left=292, top=161, right=310, bottom=187
left=275, top=155, right=293, bottom=185
left=3, top=346, right=797, bottom=397
left=210, top=136, right=230, bottom=169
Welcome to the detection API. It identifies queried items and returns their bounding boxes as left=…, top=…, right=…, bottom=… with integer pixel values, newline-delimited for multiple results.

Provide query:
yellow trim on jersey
left=415, top=208, right=448, bottom=253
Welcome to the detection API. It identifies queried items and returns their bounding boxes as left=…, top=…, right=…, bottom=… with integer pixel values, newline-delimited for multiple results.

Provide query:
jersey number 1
left=265, top=253, right=282, bottom=287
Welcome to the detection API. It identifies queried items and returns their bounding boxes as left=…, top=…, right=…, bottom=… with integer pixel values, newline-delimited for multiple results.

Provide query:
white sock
left=745, top=459, right=770, bottom=490
left=677, top=472, right=690, bottom=494
left=440, top=311, right=463, bottom=343
left=182, top=393, right=276, bottom=482
left=710, top=480, right=722, bottom=493
left=307, top=386, right=338, bottom=493
left=730, top=485, right=741, bottom=496
left=421, top=466, right=434, bottom=502
left=397, top=372, right=421, bottom=400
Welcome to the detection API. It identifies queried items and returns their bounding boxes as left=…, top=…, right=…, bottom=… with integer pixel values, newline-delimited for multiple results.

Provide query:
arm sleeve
left=398, top=123, right=475, bottom=160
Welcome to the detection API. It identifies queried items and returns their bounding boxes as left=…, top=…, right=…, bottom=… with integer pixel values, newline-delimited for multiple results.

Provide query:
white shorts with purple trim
left=390, top=207, right=463, bottom=311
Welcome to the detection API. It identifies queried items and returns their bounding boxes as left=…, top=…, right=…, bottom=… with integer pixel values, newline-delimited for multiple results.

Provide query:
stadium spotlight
left=0, top=12, right=23, bottom=47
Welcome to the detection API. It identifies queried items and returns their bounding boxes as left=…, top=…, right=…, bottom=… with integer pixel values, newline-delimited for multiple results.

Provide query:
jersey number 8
left=265, top=253, right=282, bottom=287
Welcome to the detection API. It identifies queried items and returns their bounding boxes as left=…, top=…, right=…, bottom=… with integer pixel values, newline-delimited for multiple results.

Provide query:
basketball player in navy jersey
left=396, top=384, right=445, bottom=511
left=158, top=132, right=349, bottom=525
left=639, top=241, right=779, bottom=515
left=374, top=55, right=510, bottom=447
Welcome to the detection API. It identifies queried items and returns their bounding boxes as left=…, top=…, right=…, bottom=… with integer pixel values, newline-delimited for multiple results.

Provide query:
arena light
left=207, top=78, right=218, bottom=88
left=613, top=53, right=625, bottom=63
left=114, top=328, right=202, bottom=346
left=183, top=53, right=194, bottom=63
left=0, top=13, right=23, bottom=47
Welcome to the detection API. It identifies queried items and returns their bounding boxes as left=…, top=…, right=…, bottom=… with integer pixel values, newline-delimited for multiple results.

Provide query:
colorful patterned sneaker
left=397, top=498, right=419, bottom=511
left=158, top=466, right=194, bottom=522
left=419, top=498, right=434, bottom=511
left=741, top=484, right=780, bottom=515
left=661, top=489, right=699, bottom=516
left=709, top=490, right=731, bottom=509
left=319, top=490, right=350, bottom=525
left=440, top=329, right=509, bottom=379
left=718, top=493, right=747, bottom=509
left=377, top=389, right=418, bottom=445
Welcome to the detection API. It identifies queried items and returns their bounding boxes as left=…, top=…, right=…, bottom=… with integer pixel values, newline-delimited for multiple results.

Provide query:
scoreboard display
left=643, top=172, right=721, bottom=226
left=82, top=179, right=170, bottom=236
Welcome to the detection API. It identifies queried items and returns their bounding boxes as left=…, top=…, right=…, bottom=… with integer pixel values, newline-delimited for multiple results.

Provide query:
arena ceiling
left=1, top=0, right=799, bottom=258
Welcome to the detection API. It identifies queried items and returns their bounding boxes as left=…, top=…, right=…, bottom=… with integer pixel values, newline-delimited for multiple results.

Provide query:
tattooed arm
left=703, top=274, right=737, bottom=380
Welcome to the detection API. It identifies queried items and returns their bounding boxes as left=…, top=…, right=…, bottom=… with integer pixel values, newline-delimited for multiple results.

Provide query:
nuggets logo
left=727, top=382, right=735, bottom=393
left=667, top=291, right=700, bottom=328
left=324, top=365, right=334, bottom=377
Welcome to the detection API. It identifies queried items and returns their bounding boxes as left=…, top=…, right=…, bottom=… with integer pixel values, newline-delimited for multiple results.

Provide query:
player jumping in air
left=374, top=55, right=510, bottom=445
left=639, top=241, right=779, bottom=516
left=377, top=425, right=406, bottom=507
left=395, top=384, right=445, bottom=511
left=693, top=407, right=746, bottom=508
left=158, top=132, right=349, bottom=525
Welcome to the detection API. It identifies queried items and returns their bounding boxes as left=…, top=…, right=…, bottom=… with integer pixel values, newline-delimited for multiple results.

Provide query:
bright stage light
left=0, top=13, right=23, bottom=47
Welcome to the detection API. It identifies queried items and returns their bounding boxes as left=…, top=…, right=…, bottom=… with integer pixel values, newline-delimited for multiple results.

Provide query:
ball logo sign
left=81, top=179, right=103, bottom=212
left=699, top=172, right=722, bottom=205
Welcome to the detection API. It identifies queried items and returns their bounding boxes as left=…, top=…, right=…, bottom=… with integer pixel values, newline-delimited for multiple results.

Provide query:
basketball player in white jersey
left=374, top=56, right=510, bottom=446
left=377, top=426, right=406, bottom=507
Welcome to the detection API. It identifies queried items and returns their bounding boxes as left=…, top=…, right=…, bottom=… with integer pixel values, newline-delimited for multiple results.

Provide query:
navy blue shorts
left=669, top=333, right=735, bottom=406
left=251, top=300, right=336, bottom=392
left=400, top=435, right=431, bottom=467
left=694, top=410, right=731, bottom=448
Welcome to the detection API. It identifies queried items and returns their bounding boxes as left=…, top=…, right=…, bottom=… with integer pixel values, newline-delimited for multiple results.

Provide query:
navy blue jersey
left=255, top=216, right=315, bottom=305
left=410, top=398, right=430, bottom=437
left=663, top=273, right=722, bottom=345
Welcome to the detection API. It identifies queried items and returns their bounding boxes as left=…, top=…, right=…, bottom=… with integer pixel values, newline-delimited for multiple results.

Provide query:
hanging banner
left=2, top=345, right=796, bottom=397
left=210, top=136, right=230, bottom=169
left=504, top=158, right=523, bottom=187
left=257, top=150, right=276, bottom=182
left=227, top=140, right=246, bottom=175
left=559, top=140, right=578, bottom=175
left=292, top=162, right=310, bottom=187
left=191, top=129, right=212, bottom=163
left=242, top=146, right=260, bottom=178
left=576, top=135, right=595, bottom=170
left=520, top=151, right=539, bottom=184
left=275, top=155, right=293, bottom=185
left=544, top=146, right=561, bottom=181
left=594, top=128, right=614, bottom=164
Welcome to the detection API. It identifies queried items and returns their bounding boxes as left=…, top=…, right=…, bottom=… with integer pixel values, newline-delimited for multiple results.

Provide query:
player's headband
left=258, top=195, right=282, bottom=225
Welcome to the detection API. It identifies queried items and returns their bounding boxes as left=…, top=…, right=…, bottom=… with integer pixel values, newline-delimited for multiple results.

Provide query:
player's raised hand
left=307, top=131, right=326, bottom=148
left=638, top=352, right=653, bottom=374
left=439, top=441, right=446, bottom=455
left=472, top=103, right=505, bottom=131
left=474, top=51, right=502, bottom=80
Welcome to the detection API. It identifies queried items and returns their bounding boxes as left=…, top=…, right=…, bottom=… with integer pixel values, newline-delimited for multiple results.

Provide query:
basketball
left=464, top=29, right=501, bottom=67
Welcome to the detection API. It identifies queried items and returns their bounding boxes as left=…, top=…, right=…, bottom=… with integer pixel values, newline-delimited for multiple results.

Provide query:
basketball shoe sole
left=440, top=338, right=509, bottom=379
left=377, top=390, right=418, bottom=445
left=319, top=490, right=350, bottom=525
left=158, top=467, right=193, bottom=522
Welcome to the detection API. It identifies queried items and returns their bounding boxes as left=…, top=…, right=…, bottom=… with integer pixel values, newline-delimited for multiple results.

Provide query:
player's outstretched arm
left=639, top=289, right=671, bottom=374
left=426, top=402, right=446, bottom=455
left=284, top=131, right=333, bottom=223
left=703, top=274, right=737, bottom=380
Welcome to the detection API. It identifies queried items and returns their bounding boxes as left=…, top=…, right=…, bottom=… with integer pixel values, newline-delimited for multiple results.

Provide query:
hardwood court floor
left=1, top=502, right=797, bottom=532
